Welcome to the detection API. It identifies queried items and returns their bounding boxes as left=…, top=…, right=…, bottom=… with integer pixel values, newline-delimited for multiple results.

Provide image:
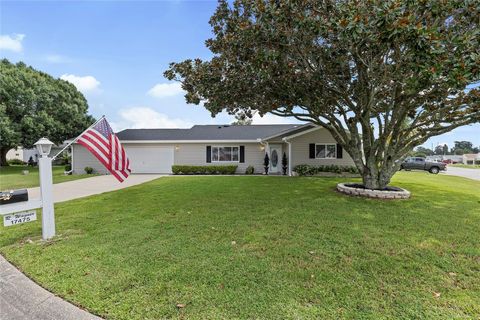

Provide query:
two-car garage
left=124, top=145, right=174, bottom=174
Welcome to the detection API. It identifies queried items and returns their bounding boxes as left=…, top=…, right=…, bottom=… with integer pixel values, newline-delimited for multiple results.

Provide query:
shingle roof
left=116, top=124, right=308, bottom=141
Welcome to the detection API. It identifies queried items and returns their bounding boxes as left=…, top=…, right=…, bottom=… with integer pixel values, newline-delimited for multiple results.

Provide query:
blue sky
left=1, top=0, right=478, bottom=149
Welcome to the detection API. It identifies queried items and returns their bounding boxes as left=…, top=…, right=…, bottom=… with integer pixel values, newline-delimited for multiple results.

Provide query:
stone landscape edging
left=336, top=182, right=411, bottom=199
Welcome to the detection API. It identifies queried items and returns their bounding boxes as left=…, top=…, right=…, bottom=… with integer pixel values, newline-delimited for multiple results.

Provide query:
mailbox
left=0, top=189, right=29, bottom=205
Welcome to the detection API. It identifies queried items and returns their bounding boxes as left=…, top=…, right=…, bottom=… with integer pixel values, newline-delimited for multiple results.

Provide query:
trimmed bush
left=84, top=167, right=94, bottom=174
left=293, top=164, right=359, bottom=176
left=7, top=159, right=26, bottom=165
left=172, top=165, right=238, bottom=175
left=65, top=164, right=72, bottom=171
left=245, top=165, right=255, bottom=174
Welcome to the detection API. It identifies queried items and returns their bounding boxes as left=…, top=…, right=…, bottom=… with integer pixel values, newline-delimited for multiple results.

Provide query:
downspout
left=67, top=144, right=74, bottom=175
left=283, top=137, right=292, bottom=176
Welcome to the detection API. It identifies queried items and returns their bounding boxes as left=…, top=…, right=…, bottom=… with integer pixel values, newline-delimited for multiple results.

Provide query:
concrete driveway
left=443, top=166, right=480, bottom=181
left=29, top=174, right=163, bottom=203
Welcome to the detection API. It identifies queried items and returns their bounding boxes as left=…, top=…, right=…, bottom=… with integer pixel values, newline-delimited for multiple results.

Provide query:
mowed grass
left=0, top=165, right=95, bottom=190
left=0, top=172, right=479, bottom=319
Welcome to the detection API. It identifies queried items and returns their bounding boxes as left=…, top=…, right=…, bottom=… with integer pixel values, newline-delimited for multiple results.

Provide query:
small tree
left=282, top=152, right=288, bottom=175
left=165, top=0, right=480, bottom=190
left=442, top=144, right=450, bottom=155
left=434, top=145, right=445, bottom=155
left=414, top=146, right=434, bottom=157
left=263, top=153, right=270, bottom=175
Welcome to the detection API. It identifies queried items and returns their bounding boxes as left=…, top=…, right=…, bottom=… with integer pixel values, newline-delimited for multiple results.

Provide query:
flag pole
left=51, top=115, right=106, bottom=161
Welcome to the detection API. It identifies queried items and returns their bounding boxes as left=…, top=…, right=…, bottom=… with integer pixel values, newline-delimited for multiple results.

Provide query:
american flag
left=77, top=117, right=131, bottom=182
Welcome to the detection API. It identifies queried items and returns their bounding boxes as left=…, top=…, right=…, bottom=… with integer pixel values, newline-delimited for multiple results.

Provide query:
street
left=443, top=166, right=480, bottom=181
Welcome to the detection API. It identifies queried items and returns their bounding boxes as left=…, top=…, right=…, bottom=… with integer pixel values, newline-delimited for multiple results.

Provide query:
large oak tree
left=0, top=59, right=94, bottom=166
left=165, top=0, right=480, bottom=189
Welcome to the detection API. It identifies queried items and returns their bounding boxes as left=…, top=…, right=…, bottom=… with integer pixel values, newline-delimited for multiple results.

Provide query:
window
left=212, top=146, right=239, bottom=162
left=315, top=144, right=336, bottom=159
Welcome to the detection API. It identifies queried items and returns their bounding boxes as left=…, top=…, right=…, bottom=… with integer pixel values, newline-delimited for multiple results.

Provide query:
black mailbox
left=0, top=189, right=29, bottom=205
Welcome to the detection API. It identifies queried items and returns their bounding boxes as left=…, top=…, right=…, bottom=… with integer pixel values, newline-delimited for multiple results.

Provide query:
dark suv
left=400, top=157, right=447, bottom=174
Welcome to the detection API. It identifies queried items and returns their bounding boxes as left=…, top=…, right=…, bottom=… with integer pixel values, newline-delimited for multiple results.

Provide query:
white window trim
left=211, top=146, right=240, bottom=163
left=315, top=143, right=337, bottom=159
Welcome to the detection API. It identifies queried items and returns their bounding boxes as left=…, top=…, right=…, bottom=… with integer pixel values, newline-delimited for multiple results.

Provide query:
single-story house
left=462, top=153, right=480, bottom=165
left=7, top=143, right=69, bottom=165
left=72, top=124, right=355, bottom=175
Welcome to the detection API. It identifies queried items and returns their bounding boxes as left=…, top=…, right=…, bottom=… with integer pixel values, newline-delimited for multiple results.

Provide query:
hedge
left=172, top=165, right=238, bottom=175
left=293, top=164, right=359, bottom=176
left=7, top=159, right=26, bottom=165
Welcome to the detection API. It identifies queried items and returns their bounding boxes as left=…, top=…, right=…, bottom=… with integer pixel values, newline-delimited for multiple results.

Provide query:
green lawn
left=449, top=163, right=480, bottom=169
left=0, top=165, right=96, bottom=190
left=1, top=172, right=479, bottom=319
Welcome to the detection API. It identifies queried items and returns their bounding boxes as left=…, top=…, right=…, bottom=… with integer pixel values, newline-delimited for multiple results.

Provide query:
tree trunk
left=0, top=148, right=9, bottom=167
left=348, top=149, right=398, bottom=190
left=362, top=170, right=393, bottom=190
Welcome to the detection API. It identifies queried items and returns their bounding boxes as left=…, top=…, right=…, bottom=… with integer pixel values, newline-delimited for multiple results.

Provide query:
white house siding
left=6, top=148, right=23, bottom=161
left=174, top=143, right=266, bottom=174
left=73, top=142, right=266, bottom=174
left=288, top=128, right=355, bottom=168
left=72, top=144, right=110, bottom=174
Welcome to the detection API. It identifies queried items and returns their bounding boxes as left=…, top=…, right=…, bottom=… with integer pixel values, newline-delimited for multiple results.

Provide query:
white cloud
left=112, top=107, right=193, bottom=131
left=0, top=34, right=25, bottom=52
left=60, top=74, right=100, bottom=93
left=147, top=82, right=184, bottom=98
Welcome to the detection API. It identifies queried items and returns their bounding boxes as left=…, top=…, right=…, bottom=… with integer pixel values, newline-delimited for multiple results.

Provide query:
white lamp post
left=34, top=137, right=55, bottom=240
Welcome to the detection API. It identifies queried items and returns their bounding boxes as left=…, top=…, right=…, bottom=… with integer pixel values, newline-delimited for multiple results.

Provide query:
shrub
left=282, top=152, right=288, bottom=175
left=293, top=164, right=359, bottom=176
left=263, top=153, right=270, bottom=174
left=172, top=165, right=238, bottom=175
left=84, top=167, right=94, bottom=174
left=7, top=159, right=26, bottom=165
left=245, top=165, right=255, bottom=174
left=65, top=164, right=72, bottom=171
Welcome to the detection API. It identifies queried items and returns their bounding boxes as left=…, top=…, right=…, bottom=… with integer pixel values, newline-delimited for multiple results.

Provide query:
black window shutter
left=309, top=144, right=315, bottom=159
left=336, top=144, right=343, bottom=159
left=239, top=146, right=245, bottom=163
left=206, top=146, right=212, bottom=163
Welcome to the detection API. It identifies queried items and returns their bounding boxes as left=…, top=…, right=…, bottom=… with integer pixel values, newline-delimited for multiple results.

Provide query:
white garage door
left=125, top=145, right=174, bottom=173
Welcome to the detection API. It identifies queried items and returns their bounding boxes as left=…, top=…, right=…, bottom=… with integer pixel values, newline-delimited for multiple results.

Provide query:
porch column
left=283, top=138, right=292, bottom=176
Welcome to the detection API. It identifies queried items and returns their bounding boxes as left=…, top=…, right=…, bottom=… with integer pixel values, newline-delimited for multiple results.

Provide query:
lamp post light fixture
left=34, top=137, right=55, bottom=240
left=34, top=137, right=54, bottom=157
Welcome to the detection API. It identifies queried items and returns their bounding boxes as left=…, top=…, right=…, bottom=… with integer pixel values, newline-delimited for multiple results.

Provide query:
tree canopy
left=165, top=0, right=480, bottom=189
left=451, top=140, right=479, bottom=154
left=0, top=59, right=94, bottom=165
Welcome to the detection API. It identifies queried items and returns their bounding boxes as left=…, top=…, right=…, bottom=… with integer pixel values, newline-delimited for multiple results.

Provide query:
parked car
left=400, top=157, right=447, bottom=174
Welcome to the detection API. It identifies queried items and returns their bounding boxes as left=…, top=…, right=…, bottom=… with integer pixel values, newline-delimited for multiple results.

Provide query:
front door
left=269, top=144, right=282, bottom=173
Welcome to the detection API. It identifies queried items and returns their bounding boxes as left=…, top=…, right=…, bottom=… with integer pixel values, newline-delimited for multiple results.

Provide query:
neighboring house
left=72, top=124, right=355, bottom=175
left=6, top=143, right=70, bottom=165
left=6, top=148, right=23, bottom=161
left=6, top=146, right=38, bottom=163
left=462, top=153, right=480, bottom=165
